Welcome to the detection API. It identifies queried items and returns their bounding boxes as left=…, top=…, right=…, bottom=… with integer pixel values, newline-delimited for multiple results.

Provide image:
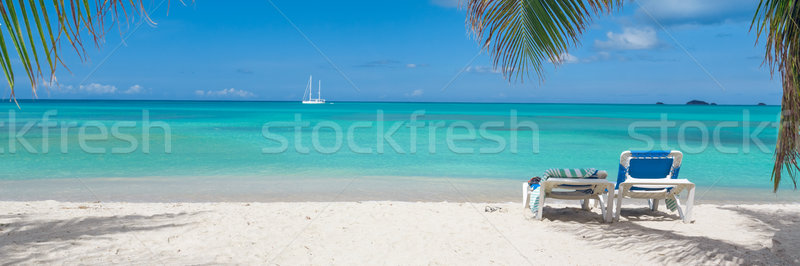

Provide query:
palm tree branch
left=28, top=0, right=57, bottom=84
left=0, top=0, right=172, bottom=102
left=466, top=0, right=619, bottom=81
left=752, top=0, right=800, bottom=191
left=1, top=0, right=38, bottom=92
left=17, top=0, right=46, bottom=96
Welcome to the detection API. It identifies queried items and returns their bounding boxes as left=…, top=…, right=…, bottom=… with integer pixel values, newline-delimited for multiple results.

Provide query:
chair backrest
left=616, top=150, right=682, bottom=188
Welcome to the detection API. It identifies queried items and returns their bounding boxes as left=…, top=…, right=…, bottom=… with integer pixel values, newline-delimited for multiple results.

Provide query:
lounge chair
left=614, top=150, right=696, bottom=223
left=523, top=169, right=615, bottom=223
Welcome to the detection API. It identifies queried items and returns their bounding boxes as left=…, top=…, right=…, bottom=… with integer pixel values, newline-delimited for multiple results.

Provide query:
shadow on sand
left=0, top=212, right=199, bottom=264
left=545, top=206, right=800, bottom=265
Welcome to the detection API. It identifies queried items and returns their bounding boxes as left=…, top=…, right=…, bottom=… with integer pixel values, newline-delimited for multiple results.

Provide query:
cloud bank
left=195, top=88, right=256, bottom=98
left=594, top=27, right=659, bottom=50
left=52, top=83, right=146, bottom=95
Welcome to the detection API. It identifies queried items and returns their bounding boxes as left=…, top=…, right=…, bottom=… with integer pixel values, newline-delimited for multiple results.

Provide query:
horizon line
left=0, top=99, right=780, bottom=106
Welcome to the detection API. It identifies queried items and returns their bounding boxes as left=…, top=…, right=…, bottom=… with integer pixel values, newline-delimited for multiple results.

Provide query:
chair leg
left=523, top=183, right=530, bottom=209
left=684, top=185, right=696, bottom=223
left=581, top=199, right=590, bottom=210
left=595, top=195, right=607, bottom=222
left=649, top=199, right=659, bottom=211
left=605, top=186, right=615, bottom=223
left=672, top=194, right=685, bottom=221
left=537, top=191, right=546, bottom=220
left=614, top=189, right=623, bottom=222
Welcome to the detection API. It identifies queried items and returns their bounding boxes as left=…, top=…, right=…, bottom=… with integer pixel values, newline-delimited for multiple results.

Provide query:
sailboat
left=302, top=75, right=326, bottom=104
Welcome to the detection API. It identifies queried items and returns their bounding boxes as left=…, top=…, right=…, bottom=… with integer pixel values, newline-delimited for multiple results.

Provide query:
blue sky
left=9, top=0, right=782, bottom=104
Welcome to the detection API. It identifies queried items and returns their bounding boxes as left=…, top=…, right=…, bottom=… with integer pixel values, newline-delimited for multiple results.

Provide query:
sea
left=1, top=100, right=797, bottom=203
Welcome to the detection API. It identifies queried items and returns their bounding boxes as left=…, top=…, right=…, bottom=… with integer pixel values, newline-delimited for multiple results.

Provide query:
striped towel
left=666, top=198, right=678, bottom=211
left=530, top=168, right=598, bottom=215
left=543, top=168, right=598, bottom=179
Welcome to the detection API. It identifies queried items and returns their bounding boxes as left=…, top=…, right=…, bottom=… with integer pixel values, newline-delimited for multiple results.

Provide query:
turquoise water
left=0, top=100, right=795, bottom=202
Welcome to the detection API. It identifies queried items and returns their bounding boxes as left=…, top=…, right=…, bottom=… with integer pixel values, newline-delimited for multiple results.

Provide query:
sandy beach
left=2, top=0, right=798, bottom=265
left=0, top=201, right=797, bottom=265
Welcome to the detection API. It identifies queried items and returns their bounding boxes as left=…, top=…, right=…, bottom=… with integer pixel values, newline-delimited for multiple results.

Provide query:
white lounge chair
left=614, top=150, right=696, bottom=223
left=523, top=169, right=615, bottom=223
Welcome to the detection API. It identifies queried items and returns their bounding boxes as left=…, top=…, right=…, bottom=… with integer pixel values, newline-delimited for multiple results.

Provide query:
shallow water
left=0, top=100, right=795, bottom=202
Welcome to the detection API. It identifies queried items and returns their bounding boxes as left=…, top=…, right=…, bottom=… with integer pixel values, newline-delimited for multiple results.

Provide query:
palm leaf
left=17, top=0, right=45, bottom=96
left=465, top=0, right=620, bottom=81
left=1, top=0, right=37, bottom=100
left=0, top=0, right=159, bottom=102
left=29, top=0, right=57, bottom=84
left=0, top=25, right=15, bottom=92
left=752, top=0, right=800, bottom=191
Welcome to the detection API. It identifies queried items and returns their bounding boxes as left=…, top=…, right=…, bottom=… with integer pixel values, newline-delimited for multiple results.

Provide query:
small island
left=656, top=102, right=664, bottom=105
left=686, top=100, right=710, bottom=105
left=758, top=102, right=767, bottom=106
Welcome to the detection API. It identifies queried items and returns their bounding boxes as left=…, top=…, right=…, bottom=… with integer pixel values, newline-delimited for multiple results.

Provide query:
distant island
left=758, top=103, right=767, bottom=106
left=656, top=102, right=664, bottom=105
left=686, top=100, right=710, bottom=105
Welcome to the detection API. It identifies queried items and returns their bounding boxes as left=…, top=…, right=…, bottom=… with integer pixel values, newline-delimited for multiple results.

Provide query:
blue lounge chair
left=614, top=150, right=696, bottom=223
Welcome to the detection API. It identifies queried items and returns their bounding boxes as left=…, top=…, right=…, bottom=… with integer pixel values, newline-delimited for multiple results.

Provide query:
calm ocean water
left=0, top=100, right=796, bottom=202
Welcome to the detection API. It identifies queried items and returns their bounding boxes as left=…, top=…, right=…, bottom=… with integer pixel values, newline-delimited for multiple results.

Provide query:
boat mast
left=308, top=75, right=313, bottom=101
left=318, top=80, right=321, bottom=100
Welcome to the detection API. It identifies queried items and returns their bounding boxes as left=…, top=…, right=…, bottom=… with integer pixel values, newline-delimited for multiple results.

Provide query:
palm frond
left=0, top=0, right=161, bottom=103
left=465, top=0, right=620, bottom=81
left=752, top=0, right=800, bottom=191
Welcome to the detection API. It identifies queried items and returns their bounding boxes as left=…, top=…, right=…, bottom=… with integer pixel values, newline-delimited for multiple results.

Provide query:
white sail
left=302, top=75, right=326, bottom=104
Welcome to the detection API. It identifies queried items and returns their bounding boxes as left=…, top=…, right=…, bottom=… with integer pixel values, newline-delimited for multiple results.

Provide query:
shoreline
left=0, top=200, right=797, bottom=264
left=1, top=175, right=798, bottom=204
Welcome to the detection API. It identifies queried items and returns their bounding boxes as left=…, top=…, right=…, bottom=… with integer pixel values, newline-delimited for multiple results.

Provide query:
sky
left=6, top=0, right=783, bottom=104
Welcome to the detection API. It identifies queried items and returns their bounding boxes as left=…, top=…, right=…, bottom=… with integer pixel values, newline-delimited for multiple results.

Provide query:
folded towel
left=530, top=168, right=600, bottom=215
left=543, top=168, right=599, bottom=180
left=666, top=198, right=678, bottom=211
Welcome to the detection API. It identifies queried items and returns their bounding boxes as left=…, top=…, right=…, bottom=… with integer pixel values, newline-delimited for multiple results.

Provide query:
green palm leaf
left=465, top=0, right=620, bottom=81
left=752, top=0, right=800, bottom=191
left=0, top=0, right=156, bottom=103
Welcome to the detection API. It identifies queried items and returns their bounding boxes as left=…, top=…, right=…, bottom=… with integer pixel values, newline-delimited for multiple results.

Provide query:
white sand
left=0, top=201, right=798, bottom=265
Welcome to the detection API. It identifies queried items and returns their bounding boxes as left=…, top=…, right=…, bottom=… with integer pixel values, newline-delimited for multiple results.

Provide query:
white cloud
left=195, top=88, right=256, bottom=98
left=42, top=76, right=58, bottom=88
left=465, top=66, right=516, bottom=75
left=594, top=27, right=659, bottom=50
left=581, top=51, right=612, bottom=63
left=51, top=85, right=74, bottom=94
left=52, top=83, right=116, bottom=94
left=359, top=60, right=427, bottom=68
left=410, top=89, right=424, bottom=96
left=466, top=66, right=501, bottom=74
left=123, top=84, right=143, bottom=94
left=430, top=0, right=459, bottom=8
left=80, top=83, right=118, bottom=94
left=48, top=81, right=148, bottom=96
left=550, top=53, right=579, bottom=64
